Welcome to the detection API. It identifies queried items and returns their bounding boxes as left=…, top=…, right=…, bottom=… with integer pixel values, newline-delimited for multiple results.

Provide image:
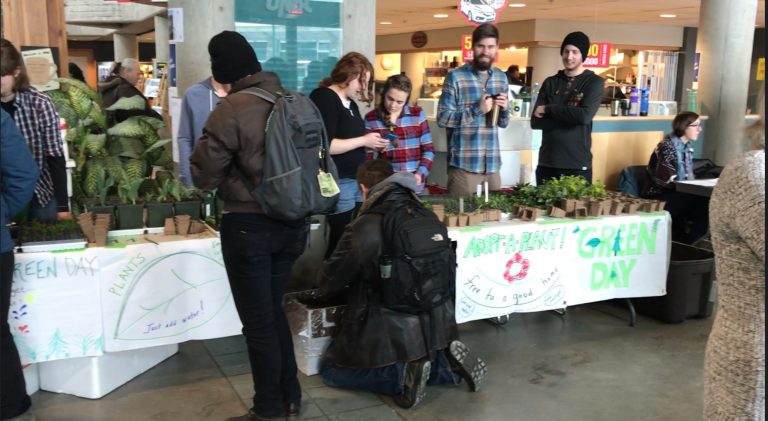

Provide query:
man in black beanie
left=191, top=30, right=306, bottom=421
left=530, top=31, right=604, bottom=185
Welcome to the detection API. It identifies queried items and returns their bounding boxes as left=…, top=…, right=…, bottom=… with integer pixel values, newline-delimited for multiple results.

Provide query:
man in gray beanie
left=191, top=31, right=306, bottom=420
left=530, top=31, right=604, bottom=185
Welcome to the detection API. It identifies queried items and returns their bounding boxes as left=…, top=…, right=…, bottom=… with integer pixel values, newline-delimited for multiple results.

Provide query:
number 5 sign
left=584, top=43, right=611, bottom=68
left=462, top=34, right=473, bottom=63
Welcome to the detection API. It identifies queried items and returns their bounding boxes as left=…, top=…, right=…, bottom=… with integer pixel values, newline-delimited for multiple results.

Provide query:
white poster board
left=98, top=238, right=241, bottom=352
left=451, top=213, right=671, bottom=323
left=21, top=48, right=59, bottom=92
left=10, top=249, right=104, bottom=364
left=168, top=8, right=184, bottom=43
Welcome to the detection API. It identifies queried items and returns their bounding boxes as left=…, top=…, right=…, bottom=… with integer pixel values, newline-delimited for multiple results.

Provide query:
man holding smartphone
left=438, top=23, right=509, bottom=196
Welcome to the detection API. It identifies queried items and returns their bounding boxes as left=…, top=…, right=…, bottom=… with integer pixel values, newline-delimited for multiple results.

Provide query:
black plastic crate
left=633, top=242, right=715, bottom=323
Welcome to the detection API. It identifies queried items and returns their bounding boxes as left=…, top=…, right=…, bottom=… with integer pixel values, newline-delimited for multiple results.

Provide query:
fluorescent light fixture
left=380, top=21, right=392, bottom=25
left=433, top=13, right=449, bottom=18
left=660, top=14, right=677, bottom=18
left=508, top=3, right=527, bottom=7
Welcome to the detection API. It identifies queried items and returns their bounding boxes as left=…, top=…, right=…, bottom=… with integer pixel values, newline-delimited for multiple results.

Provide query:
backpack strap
left=236, top=87, right=277, bottom=104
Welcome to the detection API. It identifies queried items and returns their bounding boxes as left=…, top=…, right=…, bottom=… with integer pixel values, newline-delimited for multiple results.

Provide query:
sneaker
left=393, top=358, right=431, bottom=409
left=446, top=340, right=487, bottom=392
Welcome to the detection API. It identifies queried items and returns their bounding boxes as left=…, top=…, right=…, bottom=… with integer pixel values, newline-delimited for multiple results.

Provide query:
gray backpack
left=238, top=87, right=339, bottom=221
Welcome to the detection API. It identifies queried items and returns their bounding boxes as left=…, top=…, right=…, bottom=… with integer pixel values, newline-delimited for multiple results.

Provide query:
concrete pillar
left=696, top=0, right=758, bottom=164
left=167, top=0, right=234, bottom=95
left=114, top=33, right=138, bottom=61
left=401, top=53, right=426, bottom=101
left=154, top=15, right=170, bottom=63
left=526, top=46, right=561, bottom=87
left=342, top=0, right=376, bottom=115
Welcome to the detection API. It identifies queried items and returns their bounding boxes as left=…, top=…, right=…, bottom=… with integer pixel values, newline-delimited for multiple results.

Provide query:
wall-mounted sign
left=21, top=48, right=59, bottom=92
left=461, top=34, right=473, bottom=63
left=756, top=57, right=764, bottom=81
left=458, top=0, right=507, bottom=26
left=411, top=31, right=428, bottom=48
left=583, top=43, right=611, bottom=68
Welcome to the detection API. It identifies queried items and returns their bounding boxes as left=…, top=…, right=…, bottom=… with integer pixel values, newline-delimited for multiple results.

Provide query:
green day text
left=462, top=228, right=566, bottom=259
left=577, top=221, right=658, bottom=290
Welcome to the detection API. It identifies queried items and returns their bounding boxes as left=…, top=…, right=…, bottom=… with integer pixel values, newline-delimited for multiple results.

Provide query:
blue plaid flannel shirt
left=437, top=63, right=509, bottom=174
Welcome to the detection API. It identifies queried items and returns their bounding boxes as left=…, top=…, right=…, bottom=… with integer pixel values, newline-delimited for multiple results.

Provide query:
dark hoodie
left=530, top=69, right=604, bottom=170
left=298, top=171, right=458, bottom=368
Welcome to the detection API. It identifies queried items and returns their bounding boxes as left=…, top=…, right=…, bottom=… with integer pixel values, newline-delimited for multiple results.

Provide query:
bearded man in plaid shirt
left=437, top=23, right=509, bottom=196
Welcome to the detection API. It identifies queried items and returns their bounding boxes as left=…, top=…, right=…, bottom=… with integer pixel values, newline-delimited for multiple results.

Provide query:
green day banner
left=451, top=213, right=671, bottom=323
left=10, top=248, right=104, bottom=364
left=98, top=238, right=242, bottom=352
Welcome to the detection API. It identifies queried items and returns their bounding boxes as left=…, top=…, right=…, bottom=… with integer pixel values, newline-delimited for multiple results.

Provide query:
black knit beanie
left=208, top=31, right=261, bottom=84
left=560, top=31, right=590, bottom=59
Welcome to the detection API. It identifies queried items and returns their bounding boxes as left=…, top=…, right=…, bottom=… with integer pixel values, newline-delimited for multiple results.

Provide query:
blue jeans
left=220, top=213, right=308, bottom=418
left=320, top=351, right=459, bottom=396
left=333, top=178, right=361, bottom=214
left=28, top=196, right=57, bottom=222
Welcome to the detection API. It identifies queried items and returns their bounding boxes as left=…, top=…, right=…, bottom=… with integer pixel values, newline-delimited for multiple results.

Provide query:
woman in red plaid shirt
left=365, top=74, right=434, bottom=194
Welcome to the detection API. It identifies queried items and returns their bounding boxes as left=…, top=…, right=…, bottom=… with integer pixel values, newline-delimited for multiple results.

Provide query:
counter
left=426, top=115, right=715, bottom=189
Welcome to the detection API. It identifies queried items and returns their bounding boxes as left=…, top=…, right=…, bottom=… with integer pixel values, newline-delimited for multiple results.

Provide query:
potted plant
left=116, top=170, right=145, bottom=230
left=174, top=182, right=202, bottom=220
left=145, top=179, right=175, bottom=227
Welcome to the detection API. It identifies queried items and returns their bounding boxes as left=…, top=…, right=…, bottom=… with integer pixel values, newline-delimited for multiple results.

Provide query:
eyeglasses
left=687, top=123, right=702, bottom=128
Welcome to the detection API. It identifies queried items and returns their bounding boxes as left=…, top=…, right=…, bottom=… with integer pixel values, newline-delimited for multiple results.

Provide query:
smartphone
left=383, top=132, right=398, bottom=142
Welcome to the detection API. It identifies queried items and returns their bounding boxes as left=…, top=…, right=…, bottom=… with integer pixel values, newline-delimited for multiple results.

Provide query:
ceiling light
left=508, top=3, right=527, bottom=7
left=660, top=14, right=677, bottom=18
left=380, top=21, right=392, bottom=25
left=433, top=14, right=449, bottom=18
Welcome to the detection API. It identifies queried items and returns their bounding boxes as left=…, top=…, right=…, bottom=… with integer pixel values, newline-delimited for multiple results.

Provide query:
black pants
left=649, top=191, right=709, bottom=244
left=324, top=202, right=362, bottom=259
left=536, top=166, right=593, bottom=185
left=1, top=251, right=31, bottom=419
left=220, top=214, right=308, bottom=418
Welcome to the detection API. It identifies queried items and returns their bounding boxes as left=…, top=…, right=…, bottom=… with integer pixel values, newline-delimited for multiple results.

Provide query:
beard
left=472, top=54, right=493, bottom=71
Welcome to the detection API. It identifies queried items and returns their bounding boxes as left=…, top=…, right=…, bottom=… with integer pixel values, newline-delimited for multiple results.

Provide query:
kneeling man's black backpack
left=367, top=192, right=455, bottom=314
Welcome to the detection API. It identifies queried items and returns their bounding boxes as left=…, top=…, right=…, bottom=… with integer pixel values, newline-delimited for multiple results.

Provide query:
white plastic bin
left=23, top=363, right=39, bottom=395
left=38, top=343, right=178, bottom=399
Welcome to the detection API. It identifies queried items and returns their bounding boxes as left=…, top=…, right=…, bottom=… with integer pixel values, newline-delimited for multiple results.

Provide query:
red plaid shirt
left=364, top=105, right=434, bottom=177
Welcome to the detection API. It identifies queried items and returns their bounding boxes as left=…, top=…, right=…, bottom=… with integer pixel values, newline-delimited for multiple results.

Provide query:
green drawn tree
left=613, top=228, right=623, bottom=256
left=46, top=328, right=69, bottom=360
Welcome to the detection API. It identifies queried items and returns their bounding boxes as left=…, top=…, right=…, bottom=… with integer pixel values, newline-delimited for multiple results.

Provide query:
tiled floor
left=28, top=301, right=714, bottom=420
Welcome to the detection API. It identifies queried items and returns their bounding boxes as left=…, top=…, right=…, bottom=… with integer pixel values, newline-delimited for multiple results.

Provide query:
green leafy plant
left=156, top=179, right=181, bottom=203
left=94, top=167, right=115, bottom=207
left=116, top=170, right=144, bottom=205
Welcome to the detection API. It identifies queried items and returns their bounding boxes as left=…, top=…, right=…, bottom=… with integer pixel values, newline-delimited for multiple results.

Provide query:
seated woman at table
left=642, top=111, right=709, bottom=244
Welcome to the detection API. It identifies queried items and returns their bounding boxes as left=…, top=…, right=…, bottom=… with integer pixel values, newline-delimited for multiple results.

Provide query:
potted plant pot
left=116, top=204, right=145, bottom=230
left=174, top=200, right=202, bottom=220
left=146, top=202, right=174, bottom=227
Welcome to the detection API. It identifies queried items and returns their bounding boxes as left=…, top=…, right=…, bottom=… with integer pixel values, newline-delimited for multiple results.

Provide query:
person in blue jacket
left=1, top=108, right=40, bottom=421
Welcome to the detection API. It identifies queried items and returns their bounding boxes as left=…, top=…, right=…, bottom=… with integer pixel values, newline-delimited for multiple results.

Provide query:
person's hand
left=362, top=132, right=388, bottom=150
left=479, top=94, right=494, bottom=114
left=533, top=105, right=546, bottom=118
left=57, top=211, right=73, bottom=220
left=494, top=93, right=508, bottom=110
left=414, top=173, right=423, bottom=185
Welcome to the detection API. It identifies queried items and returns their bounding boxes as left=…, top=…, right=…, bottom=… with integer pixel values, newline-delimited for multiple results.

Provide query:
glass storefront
left=234, top=0, right=343, bottom=94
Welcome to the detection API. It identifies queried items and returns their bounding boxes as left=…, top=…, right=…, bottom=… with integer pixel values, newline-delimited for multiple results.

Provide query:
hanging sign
left=583, top=43, right=611, bottom=68
left=458, top=0, right=508, bottom=26
left=461, top=34, right=473, bottom=63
